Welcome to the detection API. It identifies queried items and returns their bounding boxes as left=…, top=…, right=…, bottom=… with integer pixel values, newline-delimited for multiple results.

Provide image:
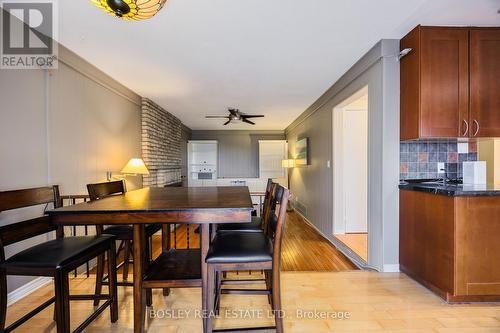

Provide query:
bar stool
left=217, top=179, right=276, bottom=281
left=216, top=178, right=274, bottom=233
left=205, top=184, right=289, bottom=333
left=0, top=186, right=118, bottom=333
left=87, top=180, right=161, bottom=306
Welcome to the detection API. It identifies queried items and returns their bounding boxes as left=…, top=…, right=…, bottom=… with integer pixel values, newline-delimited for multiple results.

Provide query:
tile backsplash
left=400, top=141, right=478, bottom=180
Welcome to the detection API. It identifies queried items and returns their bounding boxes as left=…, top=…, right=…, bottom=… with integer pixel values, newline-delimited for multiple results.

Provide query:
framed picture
left=295, top=137, right=309, bottom=166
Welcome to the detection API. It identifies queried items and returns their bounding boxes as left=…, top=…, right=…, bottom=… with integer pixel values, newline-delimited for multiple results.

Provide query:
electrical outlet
left=327, top=160, right=331, bottom=168
left=438, top=162, right=445, bottom=173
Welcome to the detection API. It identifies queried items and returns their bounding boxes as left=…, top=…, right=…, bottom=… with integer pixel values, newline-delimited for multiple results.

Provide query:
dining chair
left=0, top=186, right=118, bottom=333
left=205, top=184, right=289, bottom=333
left=60, top=195, right=92, bottom=278
left=87, top=180, right=161, bottom=306
left=216, top=178, right=274, bottom=233
left=217, top=179, right=276, bottom=280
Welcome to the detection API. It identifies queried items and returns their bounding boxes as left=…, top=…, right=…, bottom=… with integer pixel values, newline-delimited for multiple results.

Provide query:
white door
left=343, top=110, right=368, bottom=233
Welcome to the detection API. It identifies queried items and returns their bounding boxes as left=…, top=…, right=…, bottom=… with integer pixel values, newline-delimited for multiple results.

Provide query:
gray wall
left=285, top=40, right=400, bottom=272
left=0, top=45, right=142, bottom=294
left=191, top=130, right=285, bottom=178
left=181, top=125, right=192, bottom=182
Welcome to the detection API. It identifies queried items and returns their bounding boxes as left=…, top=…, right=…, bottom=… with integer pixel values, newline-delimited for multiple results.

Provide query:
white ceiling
left=57, top=0, right=500, bottom=130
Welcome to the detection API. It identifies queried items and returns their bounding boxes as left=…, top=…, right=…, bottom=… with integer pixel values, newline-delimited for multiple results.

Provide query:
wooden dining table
left=48, top=186, right=254, bottom=333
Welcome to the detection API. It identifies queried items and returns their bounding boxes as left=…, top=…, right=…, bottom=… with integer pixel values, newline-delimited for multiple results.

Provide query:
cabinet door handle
left=473, top=119, right=480, bottom=137
left=462, top=119, right=469, bottom=137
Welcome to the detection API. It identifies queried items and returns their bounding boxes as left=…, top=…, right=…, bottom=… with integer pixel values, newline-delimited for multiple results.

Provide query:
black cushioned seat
left=216, top=216, right=263, bottom=232
left=206, top=231, right=273, bottom=264
left=104, top=224, right=161, bottom=240
left=1, top=235, right=115, bottom=269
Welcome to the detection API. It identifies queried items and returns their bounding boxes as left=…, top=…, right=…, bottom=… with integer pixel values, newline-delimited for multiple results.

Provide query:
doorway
left=333, top=86, right=369, bottom=263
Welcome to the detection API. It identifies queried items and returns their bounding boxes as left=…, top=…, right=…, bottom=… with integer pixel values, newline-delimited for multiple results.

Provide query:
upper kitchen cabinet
left=400, top=26, right=468, bottom=140
left=400, top=26, right=500, bottom=140
left=470, top=28, right=500, bottom=138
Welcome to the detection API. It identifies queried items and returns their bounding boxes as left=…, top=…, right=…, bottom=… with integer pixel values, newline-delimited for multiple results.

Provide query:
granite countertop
left=399, top=182, right=500, bottom=196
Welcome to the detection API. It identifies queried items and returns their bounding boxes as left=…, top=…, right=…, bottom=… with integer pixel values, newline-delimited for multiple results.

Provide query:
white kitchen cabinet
left=188, top=140, right=218, bottom=187
left=188, top=179, right=203, bottom=187
left=203, top=180, right=217, bottom=187
left=187, top=140, right=287, bottom=191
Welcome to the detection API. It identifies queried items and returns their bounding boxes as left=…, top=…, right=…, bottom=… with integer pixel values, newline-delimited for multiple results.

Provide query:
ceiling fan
left=205, top=108, right=264, bottom=125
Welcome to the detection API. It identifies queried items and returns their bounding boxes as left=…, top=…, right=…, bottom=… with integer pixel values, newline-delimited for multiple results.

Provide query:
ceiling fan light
left=91, top=0, right=167, bottom=20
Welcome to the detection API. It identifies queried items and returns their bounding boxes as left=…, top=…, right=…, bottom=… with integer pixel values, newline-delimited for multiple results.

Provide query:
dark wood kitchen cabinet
left=470, top=28, right=500, bottom=137
left=400, top=190, right=500, bottom=302
left=400, top=26, right=500, bottom=140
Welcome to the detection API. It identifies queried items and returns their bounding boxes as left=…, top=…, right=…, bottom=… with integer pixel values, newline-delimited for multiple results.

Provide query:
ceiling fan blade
left=223, top=119, right=231, bottom=125
left=228, top=108, right=238, bottom=116
left=241, top=115, right=264, bottom=118
left=242, top=118, right=256, bottom=125
left=206, top=115, right=230, bottom=119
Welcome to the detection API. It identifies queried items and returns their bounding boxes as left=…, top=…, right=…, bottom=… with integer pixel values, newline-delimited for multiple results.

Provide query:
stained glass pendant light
left=91, top=0, right=167, bottom=20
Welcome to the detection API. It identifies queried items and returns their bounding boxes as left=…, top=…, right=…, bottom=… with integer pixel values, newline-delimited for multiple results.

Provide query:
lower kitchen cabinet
left=400, top=190, right=500, bottom=302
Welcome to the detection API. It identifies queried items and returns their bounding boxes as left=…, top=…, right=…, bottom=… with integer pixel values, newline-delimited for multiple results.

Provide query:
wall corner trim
left=7, top=277, right=52, bottom=306
left=285, top=40, right=390, bottom=135
left=58, top=44, right=141, bottom=106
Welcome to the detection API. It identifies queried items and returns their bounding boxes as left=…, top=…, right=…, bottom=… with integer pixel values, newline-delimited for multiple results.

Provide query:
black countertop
left=399, top=182, right=500, bottom=196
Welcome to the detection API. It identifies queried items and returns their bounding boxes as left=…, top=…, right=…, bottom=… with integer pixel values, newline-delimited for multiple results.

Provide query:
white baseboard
left=7, top=277, right=53, bottom=306
left=383, top=264, right=400, bottom=273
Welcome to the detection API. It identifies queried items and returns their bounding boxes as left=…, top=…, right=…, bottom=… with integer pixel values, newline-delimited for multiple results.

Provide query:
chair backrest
left=261, top=180, right=277, bottom=229
left=0, top=186, right=62, bottom=261
left=264, top=178, right=273, bottom=193
left=262, top=178, right=273, bottom=205
left=263, top=184, right=289, bottom=266
left=87, top=180, right=126, bottom=201
left=87, top=180, right=127, bottom=235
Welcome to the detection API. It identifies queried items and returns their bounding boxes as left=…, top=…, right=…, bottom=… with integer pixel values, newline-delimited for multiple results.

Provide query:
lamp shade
left=281, top=159, right=296, bottom=168
left=121, top=158, right=149, bottom=175
left=90, top=0, right=167, bottom=20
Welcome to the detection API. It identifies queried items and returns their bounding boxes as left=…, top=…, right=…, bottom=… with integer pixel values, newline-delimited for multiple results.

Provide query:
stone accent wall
left=141, top=98, right=184, bottom=187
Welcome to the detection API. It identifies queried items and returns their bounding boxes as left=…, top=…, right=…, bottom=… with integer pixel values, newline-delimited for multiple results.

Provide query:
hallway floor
left=281, top=212, right=357, bottom=271
left=334, top=233, right=368, bottom=262
left=151, top=211, right=357, bottom=272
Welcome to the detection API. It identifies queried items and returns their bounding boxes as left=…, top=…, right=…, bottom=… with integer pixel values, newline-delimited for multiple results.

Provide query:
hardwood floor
left=152, top=211, right=357, bottom=272
left=98, top=210, right=355, bottom=283
left=6, top=271, right=500, bottom=332
left=281, top=212, right=357, bottom=271
left=334, top=233, right=368, bottom=262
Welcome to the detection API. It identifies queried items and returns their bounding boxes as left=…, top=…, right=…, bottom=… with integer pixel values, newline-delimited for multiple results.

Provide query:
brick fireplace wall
left=141, top=98, right=190, bottom=187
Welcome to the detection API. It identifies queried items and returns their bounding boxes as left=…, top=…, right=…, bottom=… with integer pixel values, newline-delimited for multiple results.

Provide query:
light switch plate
left=438, top=162, right=445, bottom=173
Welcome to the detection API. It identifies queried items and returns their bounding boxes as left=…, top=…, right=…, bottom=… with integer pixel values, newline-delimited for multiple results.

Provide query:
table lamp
left=121, top=158, right=150, bottom=175
left=281, top=159, right=296, bottom=169
left=106, top=158, right=149, bottom=181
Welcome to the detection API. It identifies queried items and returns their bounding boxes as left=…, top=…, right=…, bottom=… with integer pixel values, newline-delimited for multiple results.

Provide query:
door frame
left=333, top=86, right=369, bottom=260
